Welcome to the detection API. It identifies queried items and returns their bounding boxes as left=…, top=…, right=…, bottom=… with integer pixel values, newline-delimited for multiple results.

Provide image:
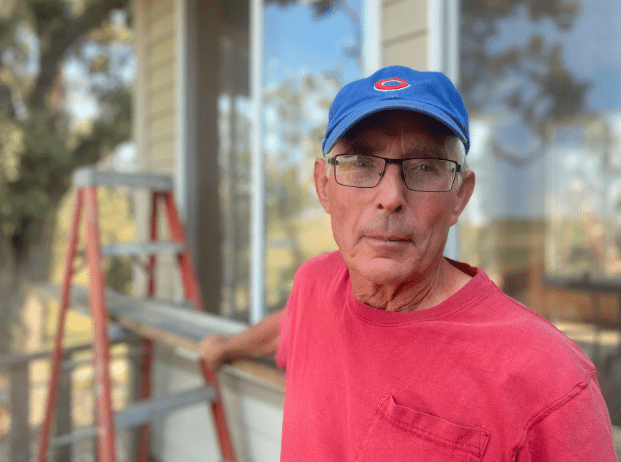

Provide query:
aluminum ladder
left=37, top=167, right=236, bottom=462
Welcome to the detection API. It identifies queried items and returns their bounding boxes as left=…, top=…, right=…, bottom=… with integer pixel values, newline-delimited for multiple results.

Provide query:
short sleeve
left=275, top=298, right=292, bottom=370
left=520, top=375, right=616, bottom=461
left=274, top=255, right=319, bottom=370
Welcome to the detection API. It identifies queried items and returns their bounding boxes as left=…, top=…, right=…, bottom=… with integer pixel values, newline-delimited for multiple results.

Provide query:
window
left=459, top=0, right=621, bottom=425
left=218, top=0, right=368, bottom=321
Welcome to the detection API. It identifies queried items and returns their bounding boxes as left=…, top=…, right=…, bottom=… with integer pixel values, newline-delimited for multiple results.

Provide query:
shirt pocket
left=355, top=393, right=490, bottom=462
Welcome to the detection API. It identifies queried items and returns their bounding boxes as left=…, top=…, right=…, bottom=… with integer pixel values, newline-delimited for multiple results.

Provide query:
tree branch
left=28, top=0, right=129, bottom=108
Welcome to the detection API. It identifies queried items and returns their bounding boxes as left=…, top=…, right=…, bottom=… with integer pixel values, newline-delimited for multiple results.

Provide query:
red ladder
left=37, top=168, right=236, bottom=462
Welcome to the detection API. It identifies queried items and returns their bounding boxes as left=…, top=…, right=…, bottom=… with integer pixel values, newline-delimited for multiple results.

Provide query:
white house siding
left=150, top=345, right=284, bottom=462
left=218, top=371, right=284, bottom=461
left=132, top=0, right=178, bottom=303
left=141, top=0, right=177, bottom=175
left=383, top=0, right=429, bottom=70
left=149, top=346, right=222, bottom=462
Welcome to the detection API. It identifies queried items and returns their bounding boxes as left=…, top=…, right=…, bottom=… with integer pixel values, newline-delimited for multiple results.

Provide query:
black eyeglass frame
left=327, top=154, right=462, bottom=192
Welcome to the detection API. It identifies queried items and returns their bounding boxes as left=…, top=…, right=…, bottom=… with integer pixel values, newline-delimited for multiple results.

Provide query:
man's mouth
left=366, top=235, right=411, bottom=243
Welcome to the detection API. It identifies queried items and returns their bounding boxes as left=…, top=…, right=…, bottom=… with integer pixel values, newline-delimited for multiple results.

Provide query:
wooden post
left=127, top=336, right=144, bottom=462
left=10, top=362, right=29, bottom=462
left=55, top=352, right=73, bottom=462
left=193, top=0, right=224, bottom=315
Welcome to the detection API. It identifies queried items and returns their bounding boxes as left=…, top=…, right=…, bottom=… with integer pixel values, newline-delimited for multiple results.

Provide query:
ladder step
left=72, top=167, right=173, bottom=191
left=51, top=426, right=98, bottom=448
left=115, top=386, right=216, bottom=431
left=51, top=386, right=216, bottom=448
left=101, top=241, right=184, bottom=257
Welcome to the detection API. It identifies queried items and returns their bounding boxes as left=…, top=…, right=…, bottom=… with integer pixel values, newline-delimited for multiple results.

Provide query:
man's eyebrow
left=337, top=140, right=375, bottom=155
left=405, top=146, right=446, bottom=158
left=337, top=138, right=448, bottom=158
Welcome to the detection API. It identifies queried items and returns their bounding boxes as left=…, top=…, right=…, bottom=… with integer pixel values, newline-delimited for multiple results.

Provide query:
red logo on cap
left=374, top=78, right=410, bottom=91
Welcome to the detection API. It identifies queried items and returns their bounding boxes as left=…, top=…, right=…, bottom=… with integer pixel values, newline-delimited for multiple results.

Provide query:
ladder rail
left=162, top=190, right=238, bottom=461
left=38, top=172, right=238, bottom=462
left=200, top=360, right=237, bottom=462
left=163, top=191, right=200, bottom=308
left=37, top=190, right=84, bottom=462
left=84, top=186, right=118, bottom=462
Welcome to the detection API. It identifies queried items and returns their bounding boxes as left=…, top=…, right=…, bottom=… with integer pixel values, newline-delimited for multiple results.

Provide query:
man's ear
left=449, top=170, right=475, bottom=227
left=314, top=158, right=331, bottom=214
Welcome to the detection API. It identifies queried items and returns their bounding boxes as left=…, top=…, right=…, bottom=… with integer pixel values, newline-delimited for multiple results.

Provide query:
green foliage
left=105, top=256, right=133, bottom=295
left=0, top=0, right=132, bottom=350
left=0, top=0, right=131, bottom=258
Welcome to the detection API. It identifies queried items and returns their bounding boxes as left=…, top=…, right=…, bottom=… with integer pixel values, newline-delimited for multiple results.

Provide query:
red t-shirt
left=276, top=252, right=615, bottom=461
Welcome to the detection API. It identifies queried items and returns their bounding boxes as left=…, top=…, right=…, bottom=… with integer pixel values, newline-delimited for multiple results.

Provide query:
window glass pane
left=262, top=1, right=364, bottom=313
left=459, top=0, right=621, bottom=425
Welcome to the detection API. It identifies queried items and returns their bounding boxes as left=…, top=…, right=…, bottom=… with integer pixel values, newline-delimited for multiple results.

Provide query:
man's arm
left=200, top=308, right=284, bottom=371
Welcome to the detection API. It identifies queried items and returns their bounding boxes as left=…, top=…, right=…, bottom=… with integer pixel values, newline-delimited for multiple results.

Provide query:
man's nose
left=375, top=163, right=407, bottom=212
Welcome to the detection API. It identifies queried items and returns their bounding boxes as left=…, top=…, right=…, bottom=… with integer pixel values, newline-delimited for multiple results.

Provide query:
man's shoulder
left=472, top=280, right=596, bottom=384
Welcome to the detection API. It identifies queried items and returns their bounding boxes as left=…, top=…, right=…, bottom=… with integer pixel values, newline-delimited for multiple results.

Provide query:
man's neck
left=351, top=258, right=472, bottom=312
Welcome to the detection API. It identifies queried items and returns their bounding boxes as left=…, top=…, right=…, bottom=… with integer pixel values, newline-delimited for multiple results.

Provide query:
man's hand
left=200, top=333, right=230, bottom=371
left=199, top=309, right=284, bottom=371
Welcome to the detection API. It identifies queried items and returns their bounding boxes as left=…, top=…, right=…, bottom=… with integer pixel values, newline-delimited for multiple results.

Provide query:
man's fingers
left=200, top=334, right=227, bottom=371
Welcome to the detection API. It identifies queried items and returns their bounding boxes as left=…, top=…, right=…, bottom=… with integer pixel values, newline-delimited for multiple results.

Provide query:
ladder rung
left=51, top=426, right=98, bottom=448
left=50, top=387, right=216, bottom=448
left=101, top=241, right=184, bottom=257
left=115, top=386, right=216, bottom=431
left=72, top=168, right=173, bottom=191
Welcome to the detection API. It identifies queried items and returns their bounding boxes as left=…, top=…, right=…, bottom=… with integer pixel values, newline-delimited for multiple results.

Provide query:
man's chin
left=351, top=256, right=417, bottom=286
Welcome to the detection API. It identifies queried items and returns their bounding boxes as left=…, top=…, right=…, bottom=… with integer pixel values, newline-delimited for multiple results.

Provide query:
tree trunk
left=0, top=210, right=57, bottom=354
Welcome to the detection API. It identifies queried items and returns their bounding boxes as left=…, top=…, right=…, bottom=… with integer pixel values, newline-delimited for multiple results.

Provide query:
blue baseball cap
left=322, top=66, right=469, bottom=155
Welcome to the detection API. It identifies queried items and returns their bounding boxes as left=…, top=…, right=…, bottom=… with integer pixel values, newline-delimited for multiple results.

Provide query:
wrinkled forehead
left=335, top=110, right=454, bottom=158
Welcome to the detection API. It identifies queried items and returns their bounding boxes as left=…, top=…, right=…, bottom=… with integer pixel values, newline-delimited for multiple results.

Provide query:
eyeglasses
left=328, top=154, right=461, bottom=192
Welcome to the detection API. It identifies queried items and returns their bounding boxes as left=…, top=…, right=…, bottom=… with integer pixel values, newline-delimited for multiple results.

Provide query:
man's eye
left=407, top=160, right=445, bottom=174
left=338, top=155, right=381, bottom=171
left=406, top=162, right=434, bottom=173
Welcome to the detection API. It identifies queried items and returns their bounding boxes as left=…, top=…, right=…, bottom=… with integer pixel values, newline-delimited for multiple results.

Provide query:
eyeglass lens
left=335, top=154, right=456, bottom=191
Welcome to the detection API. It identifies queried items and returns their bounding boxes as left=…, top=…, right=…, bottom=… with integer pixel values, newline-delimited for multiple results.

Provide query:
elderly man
left=201, top=66, right=616, bottom=461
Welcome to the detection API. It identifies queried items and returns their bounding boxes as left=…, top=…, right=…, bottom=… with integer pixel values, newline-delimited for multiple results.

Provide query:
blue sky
left=487, top=0, right=621, bottom=113
left=263, top=0, right=363, bottom=88
left=64, top=10, right=134, bottom=124
left=261, top=1, right=365, bottom=167
left=463, top=0, right=621, bottom=222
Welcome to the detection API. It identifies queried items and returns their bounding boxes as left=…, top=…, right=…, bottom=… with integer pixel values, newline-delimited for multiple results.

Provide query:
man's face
left=314, top=112, right=475, bottom=287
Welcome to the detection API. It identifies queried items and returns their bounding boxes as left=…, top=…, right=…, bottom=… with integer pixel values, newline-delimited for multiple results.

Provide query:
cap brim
left=322, top=100, right=469, bottom=154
